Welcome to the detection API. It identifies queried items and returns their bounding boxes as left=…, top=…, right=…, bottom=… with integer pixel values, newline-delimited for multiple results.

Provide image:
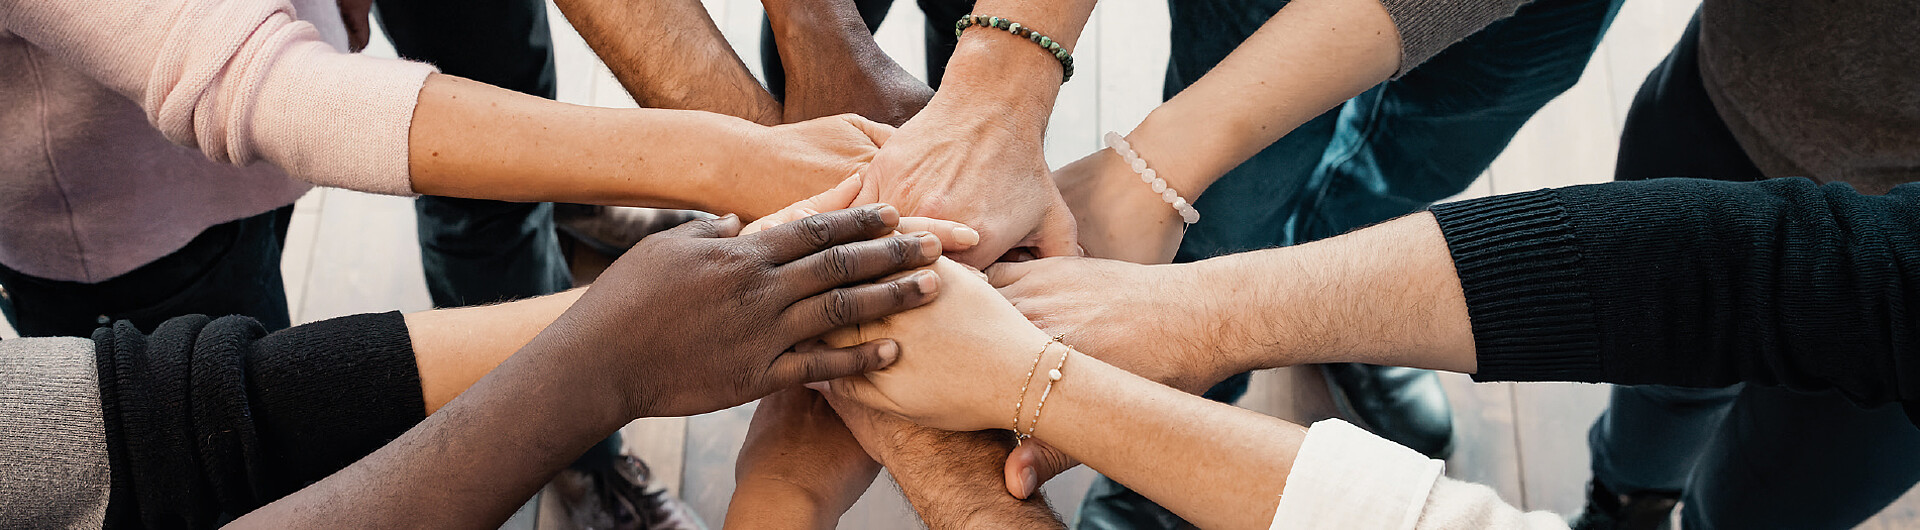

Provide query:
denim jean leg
left=1587, top=384, right=1740, bottom=494
left=1681, top=386, right=1920, bottom=530
left=375, top=0, right=571, bottom=308
left=1291, top=0, right=1621, bottom=242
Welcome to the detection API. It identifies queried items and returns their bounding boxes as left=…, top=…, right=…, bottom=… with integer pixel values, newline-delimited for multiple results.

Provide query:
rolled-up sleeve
left=1377, top=0, right=1531, bottom=77
left=1270, top=419, right=1563, bottom=529
left=0, top=0, right=435, bottom=195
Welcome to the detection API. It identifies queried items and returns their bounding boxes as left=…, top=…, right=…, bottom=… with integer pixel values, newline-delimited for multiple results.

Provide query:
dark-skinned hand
left=536, top=204, right=946, bottom=420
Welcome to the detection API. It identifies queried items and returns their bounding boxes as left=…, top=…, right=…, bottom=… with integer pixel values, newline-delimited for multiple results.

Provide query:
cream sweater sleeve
left=1270, top=419, right=1566, bottom=529
left=0, top=0, right=436, bottom=195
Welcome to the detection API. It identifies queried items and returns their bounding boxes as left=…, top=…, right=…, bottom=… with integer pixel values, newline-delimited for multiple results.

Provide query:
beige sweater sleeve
left=1269, top=419, right=1565, bottom=529
left=1378, top=0, right=1532, bottom=76
left=0, top=337, right=110, bottom=528
left=0, top=0, right=435, bottom=195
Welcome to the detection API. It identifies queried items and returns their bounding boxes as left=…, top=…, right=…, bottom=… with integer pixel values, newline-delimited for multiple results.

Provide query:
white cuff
left=1269, top=419, right=1445, bottom=530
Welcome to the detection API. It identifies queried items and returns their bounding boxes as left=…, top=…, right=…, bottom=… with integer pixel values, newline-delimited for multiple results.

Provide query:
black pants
left=374, top=0, right=572, bottom=308
left=0, top=206, right=294, bottom=337
left=1592, top=14, right=1920, bottom=529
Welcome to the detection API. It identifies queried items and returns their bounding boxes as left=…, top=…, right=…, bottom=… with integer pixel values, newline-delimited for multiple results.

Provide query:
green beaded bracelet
left=954, top=14, right=1075, bottom=83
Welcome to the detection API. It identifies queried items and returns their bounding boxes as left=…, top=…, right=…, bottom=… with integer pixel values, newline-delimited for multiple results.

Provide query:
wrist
left=927, top=36, right=1063, bottom=131
left=1174, top=259, right=1277, bottom=377
left=1125, top=101, right=1240, bottom=199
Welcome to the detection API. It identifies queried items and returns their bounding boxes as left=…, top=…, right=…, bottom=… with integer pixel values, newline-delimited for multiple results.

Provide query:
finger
left=985, top=260, right=1039, bottom=288
left=768, top=339, right=900, bottom=389
left=783, top=269, right=939, bottom=340
left=743, top=176, right=864, bottom=235
left=781, top=232, right=940, bottom=295
left=808, top=375, right=909, bottom=418
left=665, top=213, right=743, bottom=239
left=896, top=217, right=981, bottom=252
left=841, top=114, right=897, bottom=146
left=1004, top=441, right=1081, bottom=499
left=749, top=204, right=899, bottom=263
left=1028, top=203, right=1083, bottom=259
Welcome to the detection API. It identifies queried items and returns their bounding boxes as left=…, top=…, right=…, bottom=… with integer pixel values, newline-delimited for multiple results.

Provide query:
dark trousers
left=374, top=0, right=572, bottom=308
left=0, top=206, right=294, bottom=337
left=1591, top=14, right=1920, bottom=529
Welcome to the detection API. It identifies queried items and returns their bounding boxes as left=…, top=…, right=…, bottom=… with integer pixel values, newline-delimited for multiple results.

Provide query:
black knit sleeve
left=1430, top=178, right=1920, bottom=409
left=94, top=311, right=424, bottom=528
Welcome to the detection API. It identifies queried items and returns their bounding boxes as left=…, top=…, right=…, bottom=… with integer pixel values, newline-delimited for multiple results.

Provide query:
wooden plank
left=1511, top=382, right=1610, bottom=513
left=295, top=190, right=433, bottom=323
left=1094, top=0, right=1170, bottom=137
left=870, top=0, right=928, bottom=83
left=545, top=1, right=600, bottom=107
left=1436, top=374, right=1525, bottom=506
left=280, top=189, right=324, bottom=323
left=1042, top=9, right=1101, bottom=170
left=679, top=402, right=757, bottom=527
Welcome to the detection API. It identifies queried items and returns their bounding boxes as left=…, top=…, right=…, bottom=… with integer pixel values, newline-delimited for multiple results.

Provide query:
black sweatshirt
left=1431, top=177, right=1919, bottom=421
left=91, top=312, right=425, bottom=529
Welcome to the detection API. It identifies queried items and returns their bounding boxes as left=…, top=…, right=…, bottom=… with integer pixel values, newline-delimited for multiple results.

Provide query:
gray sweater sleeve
left=0, top=337, right=111, bottom=529
left=1379, top=0, right=1530, bottom=77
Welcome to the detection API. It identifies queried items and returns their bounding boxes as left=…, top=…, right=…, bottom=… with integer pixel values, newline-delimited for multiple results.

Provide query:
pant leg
left=0, top=206, right=293, bottom=337
left=1683, top=386, right=1920, bottom=529
left=1290, top=0, right=1621, bottom=242
left=914, top=0, right=974, bottom=89
left=1587, top=384, right=1741, bottom=493
left=373, top=0, right=571, bottom=308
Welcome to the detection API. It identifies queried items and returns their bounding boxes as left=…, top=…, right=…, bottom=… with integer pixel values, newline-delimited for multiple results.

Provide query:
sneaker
left=548, top=452, right=707, bottom=530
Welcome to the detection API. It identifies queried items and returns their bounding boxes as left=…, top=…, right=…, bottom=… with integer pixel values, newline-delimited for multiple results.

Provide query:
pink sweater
left=0, top=0, right=434, bottom=282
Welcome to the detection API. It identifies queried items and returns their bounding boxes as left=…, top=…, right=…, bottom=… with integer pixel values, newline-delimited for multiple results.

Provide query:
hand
left=856, top=100, right=1079, bottom=267
left=745, top=175, right=979, bottom=252
left=729, top=387, right=880, bottom=527
left=540, top=205, right=945, bottom=419
left=984, top=256, right=1239, bottom=499
left=987, top=257, right=1238, bottom=393
left=335, top=0, right=372, bottom=52
left=814, top=257, right=1052, bottom=432
left=1052, top=149, right=1187, bottom=264
left=726, top=114, right=897, bottom=218
left=766, top=0, right=934, bottom=126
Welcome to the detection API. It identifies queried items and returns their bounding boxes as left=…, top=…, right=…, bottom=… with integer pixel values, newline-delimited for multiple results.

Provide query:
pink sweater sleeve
left=0, top=0, right=436, bottom=195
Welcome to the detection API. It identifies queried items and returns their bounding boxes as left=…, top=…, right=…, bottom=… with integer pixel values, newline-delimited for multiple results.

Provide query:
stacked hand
left=534, top=204, right=946, bottom=420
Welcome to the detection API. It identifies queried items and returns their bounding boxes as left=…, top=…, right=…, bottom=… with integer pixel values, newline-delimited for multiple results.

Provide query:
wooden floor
left=6, top=0, right=1916, bottom=527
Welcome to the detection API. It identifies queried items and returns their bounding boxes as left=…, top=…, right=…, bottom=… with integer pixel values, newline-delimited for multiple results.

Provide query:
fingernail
left=911, top=269, right=939, bottom=293
left=719, top=213, right=739, bottom=222
left=914, top=231, right=941, bottom=259
left=805, top=381, right=831, bottom=393
left=799, top=208, right=819, bottom=217
left=1020, top=467, right=1039, bottom=498
left=877, top=340, right=900, bottom=366
left=953, top=226, right=981, bottom=247
left=871, top=204, right=900, bottom=225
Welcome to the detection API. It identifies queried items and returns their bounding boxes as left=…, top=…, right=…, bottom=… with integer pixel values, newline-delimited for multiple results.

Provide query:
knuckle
left=818, top=245, right=858, bottom=284
left=823, top=288, right=861, bottom=327
left=887, top=236, right=919, bottom=265
left=797, top=214, right=835, bottom=248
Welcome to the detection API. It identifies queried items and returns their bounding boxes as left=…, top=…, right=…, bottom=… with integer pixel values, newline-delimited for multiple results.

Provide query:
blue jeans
left=1591, top=14, right=1920, bottom=529
left=375, top=0, right=572, bottom=308
left=1172, top=0, right=1621, bottom=261
left=1076, top=0, right=1622, bottom=527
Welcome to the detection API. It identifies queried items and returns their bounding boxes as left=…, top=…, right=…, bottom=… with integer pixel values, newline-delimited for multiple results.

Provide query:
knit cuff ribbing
left=1376, top=0, right=1529, bottom=77
left=1429, top=191, right=1604, bottom=382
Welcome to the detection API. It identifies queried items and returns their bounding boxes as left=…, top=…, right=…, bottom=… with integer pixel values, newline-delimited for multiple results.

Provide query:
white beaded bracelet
left=1104, top=131, right=1200, bottom=225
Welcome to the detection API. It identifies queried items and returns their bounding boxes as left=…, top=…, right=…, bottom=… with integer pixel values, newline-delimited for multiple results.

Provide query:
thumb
left=807, top=374, right=908, bottom=419
left=1028, top=202, right=1082, bottom=259
left=672, top=213, right=743, bottom=239
left=984, top=260, right=1038, bottom=288
left=1004, top=440, right=1080, bottom=499
left=843, top=114, right=897, bottom=147
left=769, top=339, right=900, bottom=387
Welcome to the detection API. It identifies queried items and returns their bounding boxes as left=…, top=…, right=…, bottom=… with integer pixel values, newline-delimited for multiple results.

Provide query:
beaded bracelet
left=1105, top=132, right=1200, bottom=224
left=1021, top=343, right=1072, bottom=442
left=955, top=15, right=1075, bottom=84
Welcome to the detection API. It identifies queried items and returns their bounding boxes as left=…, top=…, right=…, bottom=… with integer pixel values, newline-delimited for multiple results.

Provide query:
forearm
left=884, top=431, right=1065, bottom=529
left=552, top=0, right=781, bottom=125
left=724, top=479, right=842, bottom=529
left=1122, top=0, right=1399, bottom=196
left=229, top=336, right=630, bottom=528
left=406, top=288, right=584, bottom=413
left=1036, top=352, right=1307, bottom=529
left=407, top=74, right=780, bottom=215
left=1195, top=211, right=1475, bottom=375
left=927, top=0, right=1096, bottom=127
